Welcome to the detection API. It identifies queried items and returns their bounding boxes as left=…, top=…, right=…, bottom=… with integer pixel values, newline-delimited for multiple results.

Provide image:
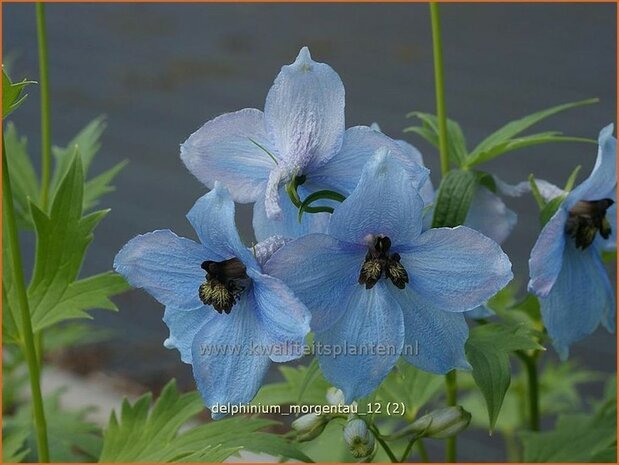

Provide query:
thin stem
left=429, top=2, right=450, bottom=176
left=3, top=134, right=50, bottom=462
left=36, top=2, right=52, bottom=210
left=517, top=351, right=540, bottom=431
left=417, top=439, right=429, bottom=462
left=368, top=424, right=398, bottom=463
left=445, top=370, right=457, bottom=462
left=399, top=436, right=418, bottom=462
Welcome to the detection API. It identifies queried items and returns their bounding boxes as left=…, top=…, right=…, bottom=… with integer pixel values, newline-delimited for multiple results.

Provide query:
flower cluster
left=114, top=47, right=615, bottom=416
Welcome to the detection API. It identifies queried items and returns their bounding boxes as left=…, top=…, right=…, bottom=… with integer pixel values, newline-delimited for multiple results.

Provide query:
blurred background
left=3, top=2, right=616, bottom=460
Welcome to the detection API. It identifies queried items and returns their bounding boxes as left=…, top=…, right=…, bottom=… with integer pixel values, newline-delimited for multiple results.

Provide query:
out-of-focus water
left=4, top=3, right=616, bottom=460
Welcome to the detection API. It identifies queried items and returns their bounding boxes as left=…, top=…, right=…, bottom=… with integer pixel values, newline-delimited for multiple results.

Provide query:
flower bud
left=343, top=418, right=376, bottom=458
left=326, top=387, right=345, bottom=406
left=410, top=406, right=471, bottom=439
left=291, top=413, right=327, bottom=442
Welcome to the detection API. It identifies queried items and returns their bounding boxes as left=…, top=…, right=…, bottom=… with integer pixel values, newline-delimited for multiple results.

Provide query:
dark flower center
left=565, top=198, right=614, bottom=250
left=199, top=258, right=250, bottom=314
left=358, top=236, right=409, bottom=290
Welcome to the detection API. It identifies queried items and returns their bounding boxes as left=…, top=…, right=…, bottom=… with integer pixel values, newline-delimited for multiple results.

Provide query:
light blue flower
left=181, top=47, right=428, bottom=241
left=528, top=124, right=616, bottom=359
left=265, top=150, right=513, bottom=401
left=114, top=184, right=310, bottom=417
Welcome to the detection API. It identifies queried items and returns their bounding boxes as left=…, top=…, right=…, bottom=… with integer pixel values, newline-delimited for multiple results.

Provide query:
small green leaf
left=528, top=174, right=546, bottom=209
left=253, top=364, right=330, bottom=406
left=83, top=159, right=128, bottom=211
left=3, top=123, right=40, bottom=228
left=2, top=68, right=36, bottom=117
left=297, top=358, right=321, bottom=403
left=563, top=165, right=582, bottom=192
left=2, top=428, right=30, bottom=463
left=539, top=195, right=566, bottom=227
left=465, top=323, right=543, bottom=431
left=376, top=359, right=443, bottom=420
left=431, top=169, right=480, bottom=228
left=405, top=112, right=468, bottom=166
left=297, top=189, right=345, bottom=222
left=466, top=98, right=598, bottom=166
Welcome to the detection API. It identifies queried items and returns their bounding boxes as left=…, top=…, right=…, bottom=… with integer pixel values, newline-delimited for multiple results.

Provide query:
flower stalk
left=430, top=2, right=450, bottom=176
left=445, top=370, right=458, bottom=462
left=36, top=2, right=52, bottom=210
left=2, top=135, right=50, bottom=462
left=517, top=350, right=541, bottom=431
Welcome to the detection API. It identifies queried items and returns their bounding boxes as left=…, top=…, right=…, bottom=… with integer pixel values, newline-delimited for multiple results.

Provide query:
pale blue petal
left=540, top=241, right=615, bottom=360
left=328, top=149, right=425, bottom=246
left=465, top=186, right=517, bottom=245
left=253, top=185, right=331, bottom=242
left=264, top=47, right=344, bottom=171
left=249, top=269, right=311, bottom=362
left=252, top=236, right=289, bottom=267
left=265, top=234, right=365, bottom=332
left=309, top=126, right=429, bottom=196
left=392, top=287, right=471, bottom=373
left=163, top=306, right=213, bottom=364
left=566, top=124, right=616, bottom=209
left=191, top=292, right=271, bottom=418
left=187, top=183, right=257, bottom=268
left=528, top=207, right=568, bottom=297
left=315, top=283, right=404, bottom=402
left=180, top=108, right=275, bottom=203
left=114, top=230, right=209, bottom=310
left=400, top=226, right=513, bottom=312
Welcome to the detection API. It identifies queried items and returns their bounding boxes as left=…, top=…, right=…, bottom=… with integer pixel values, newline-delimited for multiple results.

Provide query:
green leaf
left=3, top=123, right=40, bottom=228
left=100, top=380, right=310, bottom=462
left=2, top=428, right=30, bottom=463
left=539, top=195, right=566, bottom=227
left=5, top=389, right=102, bottom=462
left=51, top=116, right=107, bottom=189
left=376, top=359, right=443, bottom=420
left=254, top=364, right=331, bottom=406
left=431, top=169, right=480, bottom=228
left=465, top=323, right=543, bottom=431
left=25, top=154, right=128, bottom=332
left=83, top=159, right=128, bottom=211
left=2, top=68, right=36, bottom=117
left=404, top=112, right=468, bottom=166
left=466, top=98, right=598, bottom=166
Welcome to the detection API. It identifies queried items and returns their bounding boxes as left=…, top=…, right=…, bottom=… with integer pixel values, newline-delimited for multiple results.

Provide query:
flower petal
left=163, top=306, right=213, bottom=364
left=187, top=183, right=257, bottom=268
left=392, top=287, right=471, bottom=373
left=191, top=292, right=271, bottom=418
left=180, top=108, right=275, bottom=203
left=328, top=149, right=426, bottom=246
left=465, top=186, right=517, bottom=245
left=466, top=304, right=496, bottom=320
left=309, top=126, right=430, bottom=196
left=540, top=241, right=615, bottom=360
left=264, top=47, right=345, bottom=170
left=566, top=124, right=617, bottom=209
left=527, top=207, right=568, bottom=297
left=315, top=283, right=404, bottom=402
left=400, top=226, right=513, bottom=312
left=252, top=186, right=331, bottom=242
left=265, top=234, right=365, bottom=332
left=114, top=230, right=209, bottom=310
left=249, top=270, right=311, bottom=362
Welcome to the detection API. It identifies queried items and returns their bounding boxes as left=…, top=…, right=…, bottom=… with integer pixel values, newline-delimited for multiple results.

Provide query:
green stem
left=445, top=370, right=457, bottom=462
left=517, top=351, right=540, bottom=431
left=417, top=439, right=429, bottom=462
left=429, top=2, right=450, bottom=176
left=3, top=135, right=50, bottom=462
left=36, top=2, right=52, bottom=210
left=399, top=436, right=418, bottom=462
left=368, top=424, right=398, bottom=463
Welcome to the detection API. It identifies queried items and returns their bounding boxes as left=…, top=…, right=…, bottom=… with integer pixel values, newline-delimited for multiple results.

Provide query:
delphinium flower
left=528, top=124, right=616, bottom=359
left=181, top=47, right=428, bottom=241
left=114, top=184, right=310, bottom=416
left=265, top=149, right=513, bottom=400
